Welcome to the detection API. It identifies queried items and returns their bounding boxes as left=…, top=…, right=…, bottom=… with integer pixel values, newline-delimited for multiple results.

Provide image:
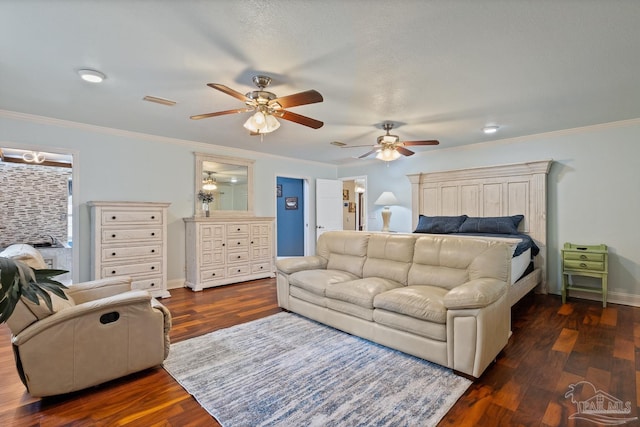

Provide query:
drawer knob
left=237, top=255, right=241, bottom=259
left=112, top=234, right=116, bottom=238
left=112, top=216, right=116, bottom=220
left=237, top=269, right=241, bottom=272
left=251, top=241, right=254, bottom=244
left=151, top=266, right=155, bottom=270
left=151, top=216, right=155, bottom=219
left=580, top=255, right=587, bottom=260
left=111, top=252, right=116, bottom=256
left=212, top=273, right=216, bottom=277
left=151, top=232, right=155, bottom=236
left=260, top=266, right=263, bottom=269
left=150, top=283, right=155, bottom=287
left=580, top=263, right=587, bottom=268
left=237, top=242, right=241, bottom=245
left=222, top=243, right=226, bottom=247
left=151, top=249, right=155, bottom=253
left=237, top=228, right=241, bottom=231
left=111, top=270, right=116, bottom=275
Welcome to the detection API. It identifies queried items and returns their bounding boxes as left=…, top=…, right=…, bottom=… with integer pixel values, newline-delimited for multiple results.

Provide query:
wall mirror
left=194, top=153, right=254, bottom=217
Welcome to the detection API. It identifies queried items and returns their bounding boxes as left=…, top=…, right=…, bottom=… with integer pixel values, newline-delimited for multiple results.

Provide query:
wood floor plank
left=0, top=281, right=638, bottom=426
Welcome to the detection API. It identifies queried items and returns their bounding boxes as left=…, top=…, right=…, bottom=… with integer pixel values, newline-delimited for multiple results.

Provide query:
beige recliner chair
left=6, top=275, right=172, bottom=397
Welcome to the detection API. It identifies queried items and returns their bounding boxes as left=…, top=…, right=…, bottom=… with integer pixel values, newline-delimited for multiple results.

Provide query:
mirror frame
left=194, top=152, right=255, bottom=217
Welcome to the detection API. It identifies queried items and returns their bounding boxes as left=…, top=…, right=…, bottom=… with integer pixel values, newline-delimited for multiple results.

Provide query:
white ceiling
left=1, top=1, right=639, bottom=165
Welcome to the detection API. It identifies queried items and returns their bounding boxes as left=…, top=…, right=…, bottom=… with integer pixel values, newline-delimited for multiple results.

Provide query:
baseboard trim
left=167, top=278, right=185, bottom=290
left=551, top=289, right=640, bottom=308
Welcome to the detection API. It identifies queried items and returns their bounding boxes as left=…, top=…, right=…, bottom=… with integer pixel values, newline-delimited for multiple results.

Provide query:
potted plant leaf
left=0, top=256, right=69, bottom=323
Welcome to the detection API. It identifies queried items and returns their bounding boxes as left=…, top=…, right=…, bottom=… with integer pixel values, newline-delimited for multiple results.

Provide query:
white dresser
left=184, top=216, right=275, bottom=291
left=89, top=201, right=171, bottom=298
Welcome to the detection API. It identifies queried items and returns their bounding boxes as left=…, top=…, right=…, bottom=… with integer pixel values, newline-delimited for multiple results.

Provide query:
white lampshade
left=376, top=147, right=401, bottom=162
left=374, top=191, right=399, bottom=206
left=243, top=110, right=280, bottom=134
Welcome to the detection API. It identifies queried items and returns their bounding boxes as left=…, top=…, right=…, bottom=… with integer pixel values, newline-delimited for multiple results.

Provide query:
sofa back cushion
left=317, top=231, right=370, bottom=278
left=408, top=235, right=509, bottom=290
left=363, top=234, right=416, bottom=285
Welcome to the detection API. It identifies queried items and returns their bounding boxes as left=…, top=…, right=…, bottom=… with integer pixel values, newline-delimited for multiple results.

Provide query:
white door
left=316, top=178, right=343, bottom=239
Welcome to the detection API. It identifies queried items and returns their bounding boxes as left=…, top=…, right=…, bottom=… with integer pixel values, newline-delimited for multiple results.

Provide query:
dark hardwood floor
left=0, top=279, right=638, bottom=426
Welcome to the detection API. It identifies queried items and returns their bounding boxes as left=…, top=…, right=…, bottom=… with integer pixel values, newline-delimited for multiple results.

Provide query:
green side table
left=561, top=243, right=608, bottom=307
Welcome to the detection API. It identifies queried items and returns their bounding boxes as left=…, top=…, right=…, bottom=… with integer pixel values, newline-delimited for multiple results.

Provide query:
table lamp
left=374, top=191, right=399, bottom=232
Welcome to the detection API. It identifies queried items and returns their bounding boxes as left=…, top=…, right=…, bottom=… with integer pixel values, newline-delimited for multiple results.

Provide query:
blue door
left=277, top=177, right=304, bottom=256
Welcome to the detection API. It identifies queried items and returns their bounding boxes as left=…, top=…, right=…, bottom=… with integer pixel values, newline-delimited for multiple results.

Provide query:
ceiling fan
left=190, top=75, right=324, bottom=134
left=337, top=122, right=440, bottom=161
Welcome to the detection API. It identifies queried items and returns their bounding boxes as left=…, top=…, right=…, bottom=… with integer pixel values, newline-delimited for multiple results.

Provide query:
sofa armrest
left=65, top=276, right=133, bottom=304
left=275, top=256, right=327, bottom=274
left=444, top=278, right=507, bottom=310
left=13, top=290, right=153, bottom=345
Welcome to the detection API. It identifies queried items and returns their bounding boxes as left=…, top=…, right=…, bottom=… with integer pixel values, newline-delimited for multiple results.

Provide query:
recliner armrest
left=444, top=278, right=507, bottom=310
left=65, top=276, right=133, bottom=304
left=276, top=256, right=327, bottom=274
left=13, top=290, right=154, bottom=345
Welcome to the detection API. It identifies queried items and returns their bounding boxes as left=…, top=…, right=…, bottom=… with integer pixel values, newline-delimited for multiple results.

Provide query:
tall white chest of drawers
left=89, top=201, right=171, bottom=298
left=184, top=216, right=275, bottom=291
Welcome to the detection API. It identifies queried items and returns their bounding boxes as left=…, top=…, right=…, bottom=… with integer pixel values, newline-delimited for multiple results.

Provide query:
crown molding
left=0, top=109, right=336, bottom=168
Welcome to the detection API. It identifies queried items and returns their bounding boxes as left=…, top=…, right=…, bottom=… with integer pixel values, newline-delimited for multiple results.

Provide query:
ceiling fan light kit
left=191, top=74, right=323, bottom=134
left=376, top=147, right=401, bottom=161
left=338, top=122, right=440, bottom=162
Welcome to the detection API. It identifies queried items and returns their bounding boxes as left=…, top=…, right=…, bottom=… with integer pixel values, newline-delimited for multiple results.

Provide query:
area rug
left=163, top=312, right=471, bottom=427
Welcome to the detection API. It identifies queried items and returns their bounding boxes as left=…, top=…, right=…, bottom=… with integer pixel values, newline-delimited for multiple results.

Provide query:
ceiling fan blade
left=358, top=149, right=378, bottom=159
left=190, top=107, right=253, bottom=120
left=397, top=146, right=415, bottom=156
left=341, top=144, right=381, bottom=148
left=207, top=83, right=250, bottom=102
left=271, top=90, right=323, bottom=109
left=275, top=110, right=324, bottom=129
left=400, top=140, right=440, bottom=146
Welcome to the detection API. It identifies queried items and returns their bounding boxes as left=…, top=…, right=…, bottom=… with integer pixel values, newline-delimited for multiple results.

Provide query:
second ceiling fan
left=339, top=122, right=440, bottom=161
left=190, top=75, right=324, bottom=134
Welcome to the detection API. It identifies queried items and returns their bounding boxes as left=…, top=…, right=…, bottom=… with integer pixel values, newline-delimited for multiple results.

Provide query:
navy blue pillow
left=414, top=215, right=468, bottom=234
left=458, top=215, right=524, bottom=234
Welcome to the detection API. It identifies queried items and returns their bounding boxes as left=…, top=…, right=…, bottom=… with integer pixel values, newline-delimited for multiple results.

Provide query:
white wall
left=3, top=110, right=638, bottom=305
left=0, top=111, right=337, bottom=284
left=338, top=119, right=640, bottom=304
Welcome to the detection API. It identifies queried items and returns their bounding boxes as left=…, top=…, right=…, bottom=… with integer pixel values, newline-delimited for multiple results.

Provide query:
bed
left=407, top=160, right=552, bottom=306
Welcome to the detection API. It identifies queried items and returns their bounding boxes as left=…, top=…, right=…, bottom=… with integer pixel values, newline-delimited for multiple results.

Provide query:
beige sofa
left=276, top=231, right=513, bottom=378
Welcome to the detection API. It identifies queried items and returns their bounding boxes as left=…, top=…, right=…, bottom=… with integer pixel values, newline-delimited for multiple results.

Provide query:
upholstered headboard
left=407, top=160, right=552, bottom=290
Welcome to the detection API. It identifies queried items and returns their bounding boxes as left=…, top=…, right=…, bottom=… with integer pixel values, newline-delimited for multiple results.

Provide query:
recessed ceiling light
left=77, top=69, right=106, bottom=83
left=482, top=125, right=499, bottom=134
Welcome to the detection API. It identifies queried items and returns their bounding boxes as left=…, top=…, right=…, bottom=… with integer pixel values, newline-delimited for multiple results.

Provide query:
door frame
left=275, top=175, right=311, bottom=257
left=340, top=175, right=368, bottom=231
left=1, top=142, right=80, bottom=283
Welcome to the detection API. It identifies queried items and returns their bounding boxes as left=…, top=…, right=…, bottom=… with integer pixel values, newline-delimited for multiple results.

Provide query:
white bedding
left=511, top=248, right=531, bottom=285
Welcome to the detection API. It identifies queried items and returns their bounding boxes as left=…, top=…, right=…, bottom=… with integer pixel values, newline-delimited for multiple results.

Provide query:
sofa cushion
left=290, top=286, right=327, bottom=307
left=373, top=286, right=449, bottom=324
left=326, top=277, right=404, bottom=309
left=362, top=234, right=415, bottom=285
left=289, top=269, right=359, bottom=296
left=373, top=309, right=447, bottom=341
left=326, top=299, right=374, bottom=321
left=318, top=231, right=370, bottom=277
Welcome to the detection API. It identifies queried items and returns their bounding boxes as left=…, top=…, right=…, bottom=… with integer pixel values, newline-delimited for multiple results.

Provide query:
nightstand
left=561, top=243, right=608, bottom=307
